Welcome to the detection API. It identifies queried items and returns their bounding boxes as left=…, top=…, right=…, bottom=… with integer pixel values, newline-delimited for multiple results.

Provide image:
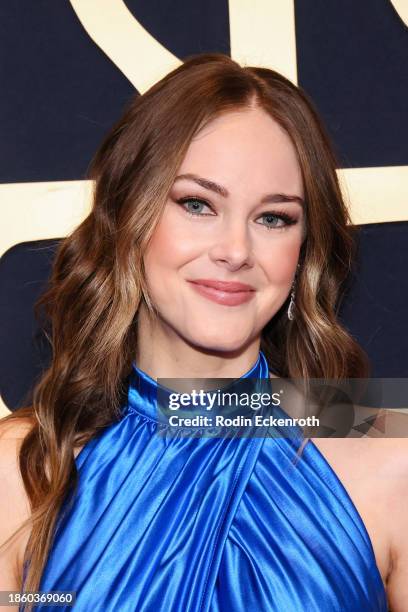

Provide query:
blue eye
left=177, top=198, right=213, bottom=216
left=257, top=213, right=296, bottom=229
left=176, top=198, right=297, bottom=229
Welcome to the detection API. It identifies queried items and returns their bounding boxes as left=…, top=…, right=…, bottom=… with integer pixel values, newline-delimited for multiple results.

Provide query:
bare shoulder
left=0, top=416, right=34, bottom=590
left=372, top=437, right=408, bottom=611
left=0, top=415, right=34, bottom=440
left=0, top=415, right=35, bottom=482
left=311, top=436, right=408, bottom=484
left=310, top=436, right=408, bottom=480
left=312, top=436, right=408, bottom=608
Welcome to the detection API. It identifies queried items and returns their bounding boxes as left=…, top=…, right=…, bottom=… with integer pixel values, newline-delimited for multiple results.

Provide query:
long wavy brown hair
left=0, top=53, right=368, bottom=600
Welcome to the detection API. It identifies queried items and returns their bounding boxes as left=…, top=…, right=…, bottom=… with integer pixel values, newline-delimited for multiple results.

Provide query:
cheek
left=143, top=209, right=200, bottom=277
left=258, top=232, right=302, bottom=285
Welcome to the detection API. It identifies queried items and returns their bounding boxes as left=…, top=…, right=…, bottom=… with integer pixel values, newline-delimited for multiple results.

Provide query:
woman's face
left=143, top=106, right=305, bottom=353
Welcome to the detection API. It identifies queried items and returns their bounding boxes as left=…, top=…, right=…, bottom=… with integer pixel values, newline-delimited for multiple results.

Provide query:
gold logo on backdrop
left=1, top=0, right=407, bottom=261
left=1, top=1, right=407, bottom=416
left=389, top=0, right=408, bottom=26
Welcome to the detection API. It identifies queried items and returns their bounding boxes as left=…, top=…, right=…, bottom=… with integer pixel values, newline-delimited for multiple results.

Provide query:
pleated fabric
left=33, top=352, right=387, bottom=611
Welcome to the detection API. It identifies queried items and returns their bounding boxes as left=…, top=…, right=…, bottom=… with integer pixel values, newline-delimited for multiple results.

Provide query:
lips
left=188, top=279, right=255, bottom=292
left=187, top=279, right=255, bottom=306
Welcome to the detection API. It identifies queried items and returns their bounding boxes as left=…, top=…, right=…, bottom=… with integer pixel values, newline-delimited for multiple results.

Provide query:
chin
left=185, top=325, right=253, bottom=355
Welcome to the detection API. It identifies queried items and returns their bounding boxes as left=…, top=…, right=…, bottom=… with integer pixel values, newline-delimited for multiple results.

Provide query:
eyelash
left=175, top=197, right=298, bottom=230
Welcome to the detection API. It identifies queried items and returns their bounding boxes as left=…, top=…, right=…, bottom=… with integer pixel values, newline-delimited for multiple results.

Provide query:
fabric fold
left=31, top=351, right=387, bottom=612
left=211, top=433, right=387, bottom=611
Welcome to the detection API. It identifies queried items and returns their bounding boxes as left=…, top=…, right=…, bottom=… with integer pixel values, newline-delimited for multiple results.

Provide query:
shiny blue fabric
left=34, top=351, right=387, bottom=611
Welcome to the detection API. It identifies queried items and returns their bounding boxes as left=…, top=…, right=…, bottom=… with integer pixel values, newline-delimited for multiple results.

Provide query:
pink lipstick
left=187, top=279, right=255, bottom=306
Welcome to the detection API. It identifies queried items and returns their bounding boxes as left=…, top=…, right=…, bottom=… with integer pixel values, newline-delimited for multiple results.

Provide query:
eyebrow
left=174, top=173, right=304, bottom=206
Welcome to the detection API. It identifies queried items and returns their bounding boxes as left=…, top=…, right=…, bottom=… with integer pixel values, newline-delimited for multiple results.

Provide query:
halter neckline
left=128, top=350, right=271, bottom=424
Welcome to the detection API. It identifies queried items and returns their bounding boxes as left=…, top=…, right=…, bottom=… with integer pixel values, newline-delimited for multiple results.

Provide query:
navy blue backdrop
left=1, top=1, right=407, bottom=410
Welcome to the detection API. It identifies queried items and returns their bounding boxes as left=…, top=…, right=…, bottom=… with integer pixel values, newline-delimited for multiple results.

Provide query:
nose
left=208, top=218, right=254, bottom=271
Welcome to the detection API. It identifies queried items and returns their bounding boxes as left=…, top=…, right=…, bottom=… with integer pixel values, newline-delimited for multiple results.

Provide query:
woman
left=0, top=53, right=406, bottom=611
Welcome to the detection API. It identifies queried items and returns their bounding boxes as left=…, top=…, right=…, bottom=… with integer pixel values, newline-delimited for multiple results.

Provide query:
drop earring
left=287, top=282, right=296, bottom=321
left=287, top=263, right=300, bottom=321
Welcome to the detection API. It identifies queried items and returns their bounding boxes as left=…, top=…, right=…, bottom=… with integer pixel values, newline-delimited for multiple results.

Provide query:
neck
left=135, top=304, right=261, bottom=380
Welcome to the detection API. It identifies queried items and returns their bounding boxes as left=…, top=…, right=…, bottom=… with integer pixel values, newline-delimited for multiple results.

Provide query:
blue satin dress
left=33, top=351, right=387, bottom=611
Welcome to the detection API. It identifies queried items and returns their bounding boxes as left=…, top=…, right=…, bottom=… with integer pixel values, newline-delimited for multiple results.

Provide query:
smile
left=187, top=280, right=256, bottom=306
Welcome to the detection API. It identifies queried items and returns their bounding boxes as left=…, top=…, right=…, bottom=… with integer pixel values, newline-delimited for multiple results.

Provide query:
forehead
left=177, top=107, right=304, bottom=197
